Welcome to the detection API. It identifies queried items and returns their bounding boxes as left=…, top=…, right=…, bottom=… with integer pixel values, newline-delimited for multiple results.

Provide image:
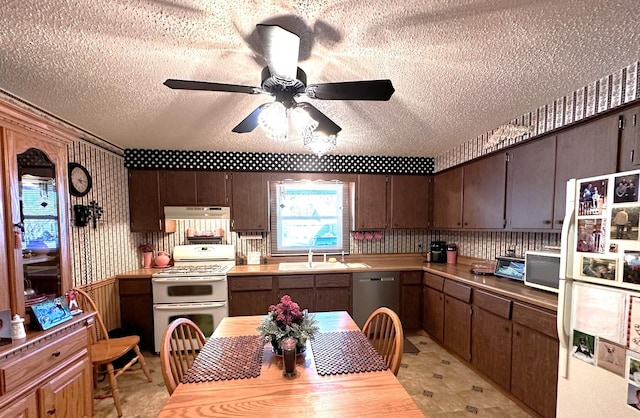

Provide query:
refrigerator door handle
left=557, top=178, right=576, bottom=379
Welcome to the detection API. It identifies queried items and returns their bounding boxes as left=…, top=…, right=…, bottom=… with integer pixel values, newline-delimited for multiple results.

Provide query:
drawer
left=423, top=272, right=444, bottom=291
left=401, top=271, right=422, bottom=285
left=229, top=276, right=273, bottom=291
left=473, top=289, right=512, bottom=319
left=279, top=275, right=314, bottom=289
left=512, top=302, right=557, bottom=339
left=119, top=278, right=151, bottom=294
left=315, top=274, right=350, bottom=288
left=0, top=327, right=87, bottom=395
left=443, top=280, right=471, bottom=303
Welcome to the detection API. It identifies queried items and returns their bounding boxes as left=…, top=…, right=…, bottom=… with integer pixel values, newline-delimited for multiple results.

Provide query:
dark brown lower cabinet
left=278, top=275, right=315, bottom=312
left=400, top=271, right=422, bottom=329
left=119, top=278, right=154, bottom=351
left=444, top=295, right=471, bottom=360
left=228, top=276, right=275, bottom=316
left=511, top=303, right=559, bottom=418
left=472, top=307, right=512, bottom=390
left=422, top=285, right=444, bottom=342
left=315, top=274, right=351, bottom=313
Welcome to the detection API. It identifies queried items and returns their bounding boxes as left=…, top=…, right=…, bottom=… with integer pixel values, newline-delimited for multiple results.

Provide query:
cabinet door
left=315, top=274, right=351, bottom=313
left=432, top=167, right=463, bottom=229
left=119, top=279, right=154, bottom=351
left=355, top=174, right=388, bottom=230
left=444, top=295, right=471, bottom=360
left=0, top=390, right=37, bottom=417
left=511, top=323, right=559, bottom=418
left=38, top=355, right=92, bottom=418
left=230, top=172, right=266, bottom=231
left=422, top=286, right=444, bottom=342
left=4, top=128, right=72, bottom=319
left=553, top=114, right=618, bottom=229
left=617, top=105, right=640, bottom=172
left=389, top=175, right=430, bottom=229
left=278, top=275, right=315, bottom=312
left=228, top=276, right=275, bottom=316
left=128, top=169, right=163, bottom=232
left=400, top=271, right=422, bottom=329
left=506, top=137, right=557, bottom=229
left=162, top=170, right=197, bottom=206
left=471, top=307, right=512, bottom=390
left=462, top=152, right=507, bottom=229
left=196, top=171, right=228, bottom=206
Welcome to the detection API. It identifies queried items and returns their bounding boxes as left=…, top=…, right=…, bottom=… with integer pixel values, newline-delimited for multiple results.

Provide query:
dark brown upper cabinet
left=462, top=152, right=507, bottom=229
left=432, top=166, right=463, bottom=229
left=506, top=137, right=557, bottom=230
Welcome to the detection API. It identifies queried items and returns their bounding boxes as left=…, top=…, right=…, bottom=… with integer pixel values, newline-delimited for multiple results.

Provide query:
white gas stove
left=151, top=244, right=235, bottom=352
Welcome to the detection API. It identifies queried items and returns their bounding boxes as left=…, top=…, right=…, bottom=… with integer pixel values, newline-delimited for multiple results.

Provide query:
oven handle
left=154, top=302, right=227, bottom=310
left=152, top=276, right=226, bottom=283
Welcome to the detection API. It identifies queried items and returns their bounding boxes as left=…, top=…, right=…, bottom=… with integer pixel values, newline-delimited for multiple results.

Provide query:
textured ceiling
left=0, top=1, right=639, bottom=157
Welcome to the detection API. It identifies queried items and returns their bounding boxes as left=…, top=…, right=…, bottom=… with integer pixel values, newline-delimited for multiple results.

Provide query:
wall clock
left=68, top=162, right=92, bottom=197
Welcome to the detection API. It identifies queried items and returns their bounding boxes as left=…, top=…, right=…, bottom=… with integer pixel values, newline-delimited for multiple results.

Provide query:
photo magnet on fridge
left=572, top=330, right=596, bottom=365
left=596, top=339, right=625, bottom=376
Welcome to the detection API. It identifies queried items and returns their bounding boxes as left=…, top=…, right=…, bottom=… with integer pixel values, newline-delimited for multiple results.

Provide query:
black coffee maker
left=430, top=241, right=447, bottom=263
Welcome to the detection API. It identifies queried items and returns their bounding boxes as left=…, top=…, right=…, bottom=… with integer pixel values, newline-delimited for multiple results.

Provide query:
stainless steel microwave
left=524, top=250, right=561, bottom=293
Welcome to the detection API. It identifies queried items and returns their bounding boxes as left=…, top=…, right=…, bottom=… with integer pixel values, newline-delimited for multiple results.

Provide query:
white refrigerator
left=558, top=169, right=640, bottom=417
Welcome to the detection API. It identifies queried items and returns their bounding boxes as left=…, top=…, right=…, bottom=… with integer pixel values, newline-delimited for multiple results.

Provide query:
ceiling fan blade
left=164, top=79, right=260, bottom=94
left=297, top=102, right=342, bottom=135
left=256, top=24, right=300, bottom=81
left=231, top=104, right=270, bottom=133
left=307, top=80, right=395, bottom=101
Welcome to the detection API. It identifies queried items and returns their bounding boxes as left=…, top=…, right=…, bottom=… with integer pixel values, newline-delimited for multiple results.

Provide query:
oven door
left=153, top=301, right=227, bottom=353
left=152, top=276, right=227, bottom=303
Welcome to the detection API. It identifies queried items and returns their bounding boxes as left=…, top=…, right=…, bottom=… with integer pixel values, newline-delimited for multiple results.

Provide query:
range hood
left=164, top=206, right=230, bottom=220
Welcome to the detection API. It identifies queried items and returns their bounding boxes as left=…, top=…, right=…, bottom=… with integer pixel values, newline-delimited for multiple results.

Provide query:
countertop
left=116, top=254, right=558, bottom=311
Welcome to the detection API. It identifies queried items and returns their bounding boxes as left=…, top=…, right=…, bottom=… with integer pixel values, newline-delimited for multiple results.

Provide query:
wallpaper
left=435, top=61, right=640, bottom=171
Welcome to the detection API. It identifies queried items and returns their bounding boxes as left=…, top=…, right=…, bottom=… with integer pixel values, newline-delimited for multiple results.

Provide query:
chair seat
left=90, top=335, right=141, bottom=365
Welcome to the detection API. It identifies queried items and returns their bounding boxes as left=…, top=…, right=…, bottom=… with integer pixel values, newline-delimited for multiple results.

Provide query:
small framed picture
left=624, top=251, right=640, bottom=285
left=581, top=256, right=616, bottom=281
left=628, top=384, right=640, bottom=412
left=572, top=330, right=596, bottom=364
left=596, top=339, right=625, bottom=376
left=0, top=309, right=11, bottom=346
left=577, top=218, right=606, bottom=253
left=628, top=354, right=640, bottom=385
left=579, top=179, right=608, bottom=216
left=611, top=206, right=640, bottom=241
left=614, top=174, right=639, bottom=203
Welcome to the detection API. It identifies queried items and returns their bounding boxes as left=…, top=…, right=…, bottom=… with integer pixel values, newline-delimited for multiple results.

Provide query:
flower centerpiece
left=257, top=294, right=319, bottom=355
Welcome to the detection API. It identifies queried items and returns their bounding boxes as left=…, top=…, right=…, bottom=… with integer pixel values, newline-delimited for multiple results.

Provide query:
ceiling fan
left=163, top=24, right=395, bottom=144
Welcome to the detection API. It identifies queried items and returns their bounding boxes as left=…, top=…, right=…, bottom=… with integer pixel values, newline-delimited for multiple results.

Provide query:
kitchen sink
left=278, top=261, right=349, bottom=271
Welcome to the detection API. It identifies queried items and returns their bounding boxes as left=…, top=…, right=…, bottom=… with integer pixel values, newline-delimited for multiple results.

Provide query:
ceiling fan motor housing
left=261, top=66, right=307, bottom=108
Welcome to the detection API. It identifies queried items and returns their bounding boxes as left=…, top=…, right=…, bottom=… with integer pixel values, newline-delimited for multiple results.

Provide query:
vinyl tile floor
left=94, top=331, right=533, bottom=417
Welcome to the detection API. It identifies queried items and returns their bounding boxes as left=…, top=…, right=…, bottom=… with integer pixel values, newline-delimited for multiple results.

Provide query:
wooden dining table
left=157, top=311, right=424, bottom=417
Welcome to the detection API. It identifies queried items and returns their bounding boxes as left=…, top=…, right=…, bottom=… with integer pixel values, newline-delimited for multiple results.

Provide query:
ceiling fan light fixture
left=290, top=107, right=319, bottom=137
left=303, top=132, right=337, bottom=156
left=258, top=102, right=288, bottom=141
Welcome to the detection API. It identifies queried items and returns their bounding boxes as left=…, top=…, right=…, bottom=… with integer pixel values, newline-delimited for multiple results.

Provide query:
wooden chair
left=72, top=288, right=152, bottom=417
left=362, top=307, right=404, bottom=375
left=160, top=317, right=206, bottom=395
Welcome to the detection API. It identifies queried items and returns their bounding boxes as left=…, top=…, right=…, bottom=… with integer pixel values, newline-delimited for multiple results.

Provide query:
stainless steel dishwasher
left=352, top=271, right=400, bottom=328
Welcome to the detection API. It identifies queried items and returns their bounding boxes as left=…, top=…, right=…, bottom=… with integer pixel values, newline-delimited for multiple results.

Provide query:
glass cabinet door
left=3, top=128, right=71, bottom=318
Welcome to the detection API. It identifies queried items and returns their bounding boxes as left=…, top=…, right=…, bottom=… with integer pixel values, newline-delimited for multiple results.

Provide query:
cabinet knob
left=47, top=408, right=56, bottom=415
left=556, top=220, right=563, bottom=225
left=51, top=351, right=61, bottom=357
left=543, top=220, right=552, bottom=224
